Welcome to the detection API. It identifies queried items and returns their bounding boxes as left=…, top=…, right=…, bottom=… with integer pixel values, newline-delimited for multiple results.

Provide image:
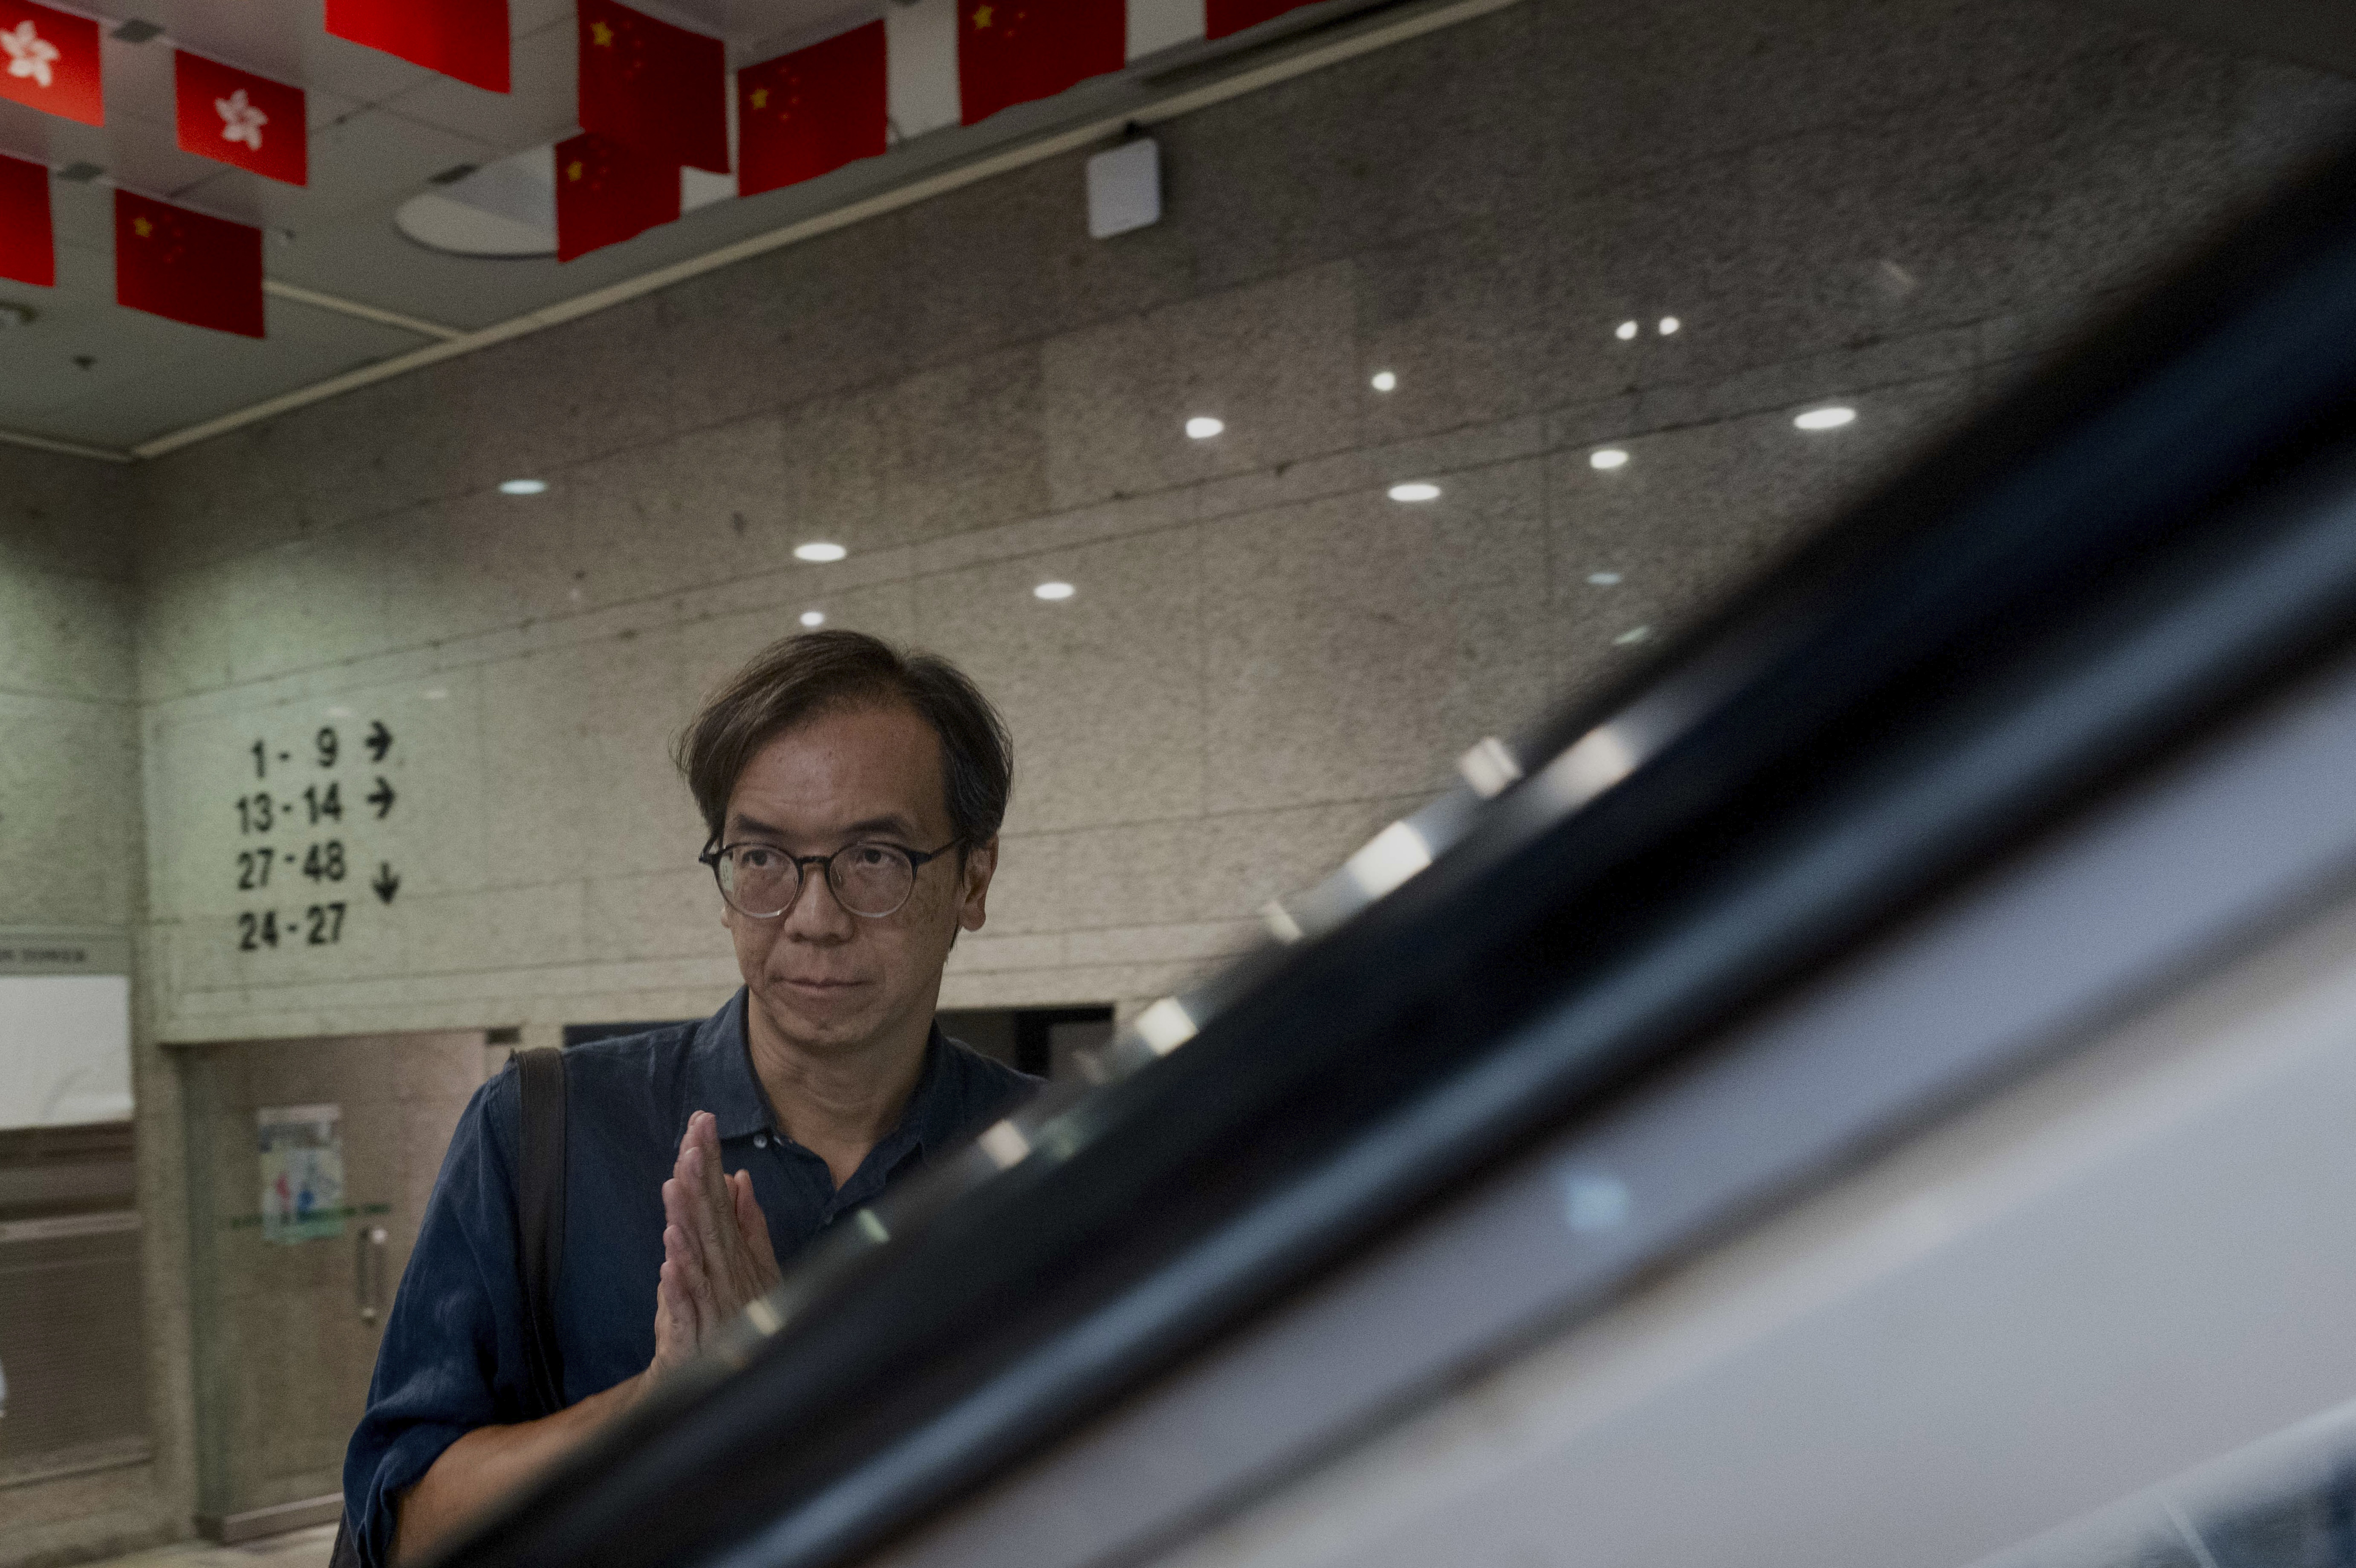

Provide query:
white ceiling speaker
left=1087, top=138, right=1161, bottom=240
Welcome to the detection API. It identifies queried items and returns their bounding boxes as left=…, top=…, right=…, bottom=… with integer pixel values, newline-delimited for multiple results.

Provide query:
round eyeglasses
left=699, top=838, right=960, bottom=920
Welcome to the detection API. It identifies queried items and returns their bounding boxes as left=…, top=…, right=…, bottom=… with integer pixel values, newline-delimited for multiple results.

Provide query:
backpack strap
left=515, top=1046, right=569, bottom=1419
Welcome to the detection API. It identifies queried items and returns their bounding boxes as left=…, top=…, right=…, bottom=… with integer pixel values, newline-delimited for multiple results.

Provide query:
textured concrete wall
left=0, top=453, right=186, bottom=1565
left=0, top=449, right=136, bottom=935
left=126, top=0, right=2356, bottom=1051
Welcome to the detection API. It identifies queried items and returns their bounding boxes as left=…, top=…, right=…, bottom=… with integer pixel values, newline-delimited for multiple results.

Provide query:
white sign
left=0, top=974, right=133, bottom=1130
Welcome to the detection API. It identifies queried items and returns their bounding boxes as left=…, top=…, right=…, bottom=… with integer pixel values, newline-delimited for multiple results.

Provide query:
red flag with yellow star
left=578, top=0, right=727, bottom=174
left=115, top=190, right=263, bottom=337
left=957, top=0, right=1122, bottom=125
left=554, top=130, right=679, bottom=261
left=0, top=152, right=52, bottom=287
left=737, top=23, right=886, bottom=199
left=325, top=0, right=508, bottom=93
left=0, top=0, right=102, bottom=126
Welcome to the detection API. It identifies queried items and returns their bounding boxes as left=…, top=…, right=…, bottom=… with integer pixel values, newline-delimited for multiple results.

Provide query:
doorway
left=178, top=1030, right=485, bottom=1539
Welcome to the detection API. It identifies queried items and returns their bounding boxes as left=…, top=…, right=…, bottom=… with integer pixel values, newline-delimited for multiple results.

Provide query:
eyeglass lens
left=718, top=843, right=917, bottom=918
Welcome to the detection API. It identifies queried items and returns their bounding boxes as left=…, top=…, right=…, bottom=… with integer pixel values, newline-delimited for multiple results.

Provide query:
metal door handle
left=357, top=1225, right=389, bottom=1323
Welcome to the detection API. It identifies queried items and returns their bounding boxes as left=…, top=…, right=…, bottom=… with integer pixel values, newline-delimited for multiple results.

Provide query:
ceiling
left=0, top=0, right=1251, bottom=453
left=0, top=0, right=2346, bottom=458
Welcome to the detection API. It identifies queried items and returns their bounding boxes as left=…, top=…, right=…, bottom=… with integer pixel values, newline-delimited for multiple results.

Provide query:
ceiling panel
left=169, top=106, right=501, bottom=230
left=0, top=0, right=1400, bottom=453
left=21, top=295, right=428, bottom=447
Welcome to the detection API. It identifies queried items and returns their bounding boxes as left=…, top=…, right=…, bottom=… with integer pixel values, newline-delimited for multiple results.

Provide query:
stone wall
left=126, top=0, right=2356, bottom=1049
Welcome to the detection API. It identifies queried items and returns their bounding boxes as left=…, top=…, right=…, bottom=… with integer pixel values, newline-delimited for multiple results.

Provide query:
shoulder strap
left=515, top=1047, right=568, bottom=1419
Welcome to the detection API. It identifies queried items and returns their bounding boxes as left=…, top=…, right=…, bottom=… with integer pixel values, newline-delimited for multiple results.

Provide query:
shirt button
left=753, top=1133, right=768, bottom=1148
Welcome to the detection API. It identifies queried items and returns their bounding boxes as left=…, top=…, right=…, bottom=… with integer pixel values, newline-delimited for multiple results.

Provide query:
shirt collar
left=685, top=987, right=965, bottom=1151
left=682, top=990, right=776, bottom=1141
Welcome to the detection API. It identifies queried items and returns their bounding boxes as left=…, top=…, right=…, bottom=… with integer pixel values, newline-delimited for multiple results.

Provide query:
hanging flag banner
left=738, top=22, right=886, bottom=198
left=0, top=0, right=101, bottom=125
left=578, top=0, right=727, bottom=174
left=553, top=130, right=679, bottom=261
left=174, top=52, right=309, bottom=186
left=1205, top=0, right=1311, bottom=38
left=0, top=151, right=51, bottom=286
left=115, top=190, right=264, bottom=337
left=325, top=0, right=509, bottom=94
left=957, top=0, right=1123, bottom=126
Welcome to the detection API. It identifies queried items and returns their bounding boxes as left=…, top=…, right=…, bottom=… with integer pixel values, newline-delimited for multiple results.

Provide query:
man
left=344, top=630, right=1037, bottom=1566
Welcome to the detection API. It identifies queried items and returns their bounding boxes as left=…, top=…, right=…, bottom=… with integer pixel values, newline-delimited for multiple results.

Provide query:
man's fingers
left=693, top=1113, right=736, bottom=1234
left=731, top=1170, right=782, bottom=1284
left=679, top=1141, right=736, bottom=1285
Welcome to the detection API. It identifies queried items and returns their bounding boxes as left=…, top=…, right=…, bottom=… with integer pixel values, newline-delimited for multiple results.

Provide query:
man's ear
left=958, top=837, right=998, bottom=933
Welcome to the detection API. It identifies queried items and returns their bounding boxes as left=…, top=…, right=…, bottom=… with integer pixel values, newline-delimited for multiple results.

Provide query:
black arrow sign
left=372, top=864, right=401, bottom=905
left=366, top=721, right=393, bottom=763
left=367, top=777, right=396, bottom=819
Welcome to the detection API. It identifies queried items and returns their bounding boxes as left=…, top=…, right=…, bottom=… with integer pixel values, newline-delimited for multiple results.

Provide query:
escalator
left=436, top=136, right=2356, bottom=1568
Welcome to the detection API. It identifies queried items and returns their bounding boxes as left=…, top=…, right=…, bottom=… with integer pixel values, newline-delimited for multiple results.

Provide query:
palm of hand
left=650, top=1111, right=783, bottom=1377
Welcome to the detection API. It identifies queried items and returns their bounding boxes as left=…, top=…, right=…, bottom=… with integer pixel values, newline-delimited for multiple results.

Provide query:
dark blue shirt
left=343, top=991, right=1035, bottom=1567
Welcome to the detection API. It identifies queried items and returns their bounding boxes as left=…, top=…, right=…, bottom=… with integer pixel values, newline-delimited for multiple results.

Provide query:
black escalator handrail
left=441, top=145, right=2356, bottom=1568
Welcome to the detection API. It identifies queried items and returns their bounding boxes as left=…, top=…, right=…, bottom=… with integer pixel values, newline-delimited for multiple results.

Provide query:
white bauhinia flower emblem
left=216, top=88, right=267, bottom=150
left=2, top=20, right=60, bottom=88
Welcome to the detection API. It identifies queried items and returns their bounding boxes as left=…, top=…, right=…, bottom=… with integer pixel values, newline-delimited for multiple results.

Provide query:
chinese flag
left=0, top=152, right=51, bottom=287
left=957, top=0, right=1123, bottom=126
left=578, top=0, right=727, bottom=174
left=325, top=0, right=508, bottom=94
left=738, top=23, right=886, bottom=199
left=1206, top=0, right=1311, bottom=37
left=0, top=0, right=101, bottom=125
left=554, top=131, right=679, bottom=262
left=175, top=52, right=308, bottom=186
left=115, top=190, right=264, bottom=338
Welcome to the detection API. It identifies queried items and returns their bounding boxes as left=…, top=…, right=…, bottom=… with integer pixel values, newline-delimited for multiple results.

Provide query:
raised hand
left=650, top=1111, right=782, bottom=1377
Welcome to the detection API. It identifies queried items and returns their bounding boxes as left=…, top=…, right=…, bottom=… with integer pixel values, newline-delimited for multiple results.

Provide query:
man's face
left=719, top=702, right=994, bottom=1059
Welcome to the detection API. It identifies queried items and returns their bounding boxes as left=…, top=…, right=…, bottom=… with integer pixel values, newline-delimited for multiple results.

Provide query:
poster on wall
left=257, top=1103, right=345, bottom=1245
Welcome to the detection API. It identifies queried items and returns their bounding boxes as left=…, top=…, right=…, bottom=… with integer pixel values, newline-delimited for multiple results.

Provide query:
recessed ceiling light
left=1586, top=571, right=1623, bottom=586
left=1657, top=315, right=1680, bottom=335
left=497, top=478, right=547, bottom=495
left=1590, top=447, right=1629, bottom=470
left=1614, top=320, right=1639, bottom=341
left=1794, top=405, right=1857, bottom=431
left=1613, top=625, right=1652, bottom=646
left=800, top=610, right=826, bottom=628
left=1370, top=370, right=1397, bottom=392
left=1388, top=481, right=1441, bottom=503
left=1034, top=581, right=1076, bottom=601
left=1185, top=415, right=1224, bottom=439
left=794, top=541, right=848, bottom=562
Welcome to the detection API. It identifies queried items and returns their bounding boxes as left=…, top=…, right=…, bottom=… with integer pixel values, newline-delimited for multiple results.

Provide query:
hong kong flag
left=957, top=0, right=1123, bottom=126
left=738, top=23, right=885, bottom=199
left=325, top=0, right=508, bottom=94
left=0, top=152, right=51, bottom=287
left=115, top=190, right=264, bottom=337
left=578, top=0, right=726, bottom=174
left=554, top=131, right=679, bottom=262
left=1206, top=0, right=1311, bottom=37
left=0, top=0, right=101, bottom=125
left=175, top=52, right=307, bottom=185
